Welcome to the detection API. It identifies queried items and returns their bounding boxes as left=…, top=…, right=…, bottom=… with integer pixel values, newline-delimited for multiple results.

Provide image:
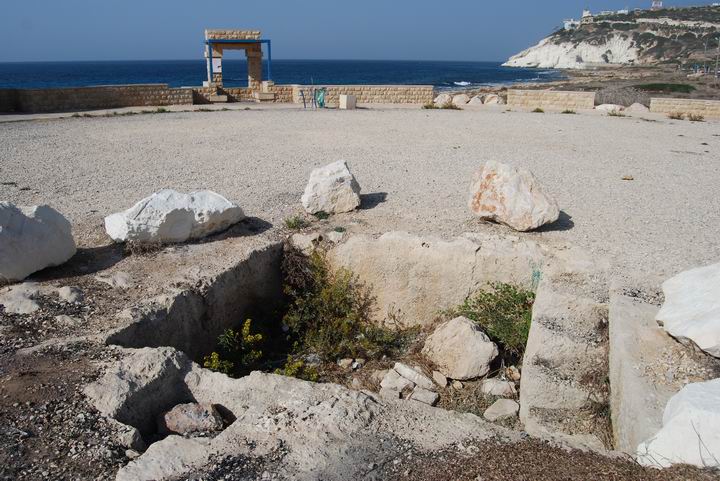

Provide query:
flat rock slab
left=87, top=346, right=517, bottom=481
left=484, top=399, right=520, bottom=422
left=520, top=248, right=611, bottom=451
left=329, top=231, right=548, bottom=327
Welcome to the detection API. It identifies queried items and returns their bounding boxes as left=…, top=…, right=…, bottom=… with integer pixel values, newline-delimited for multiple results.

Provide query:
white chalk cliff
left=503, top=35, right=639, bottom=69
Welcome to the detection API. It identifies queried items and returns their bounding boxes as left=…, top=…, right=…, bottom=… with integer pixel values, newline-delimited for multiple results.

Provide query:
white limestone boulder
left=300, top=160, right=361, bottom=215
left=104, top=189, right=244, bottom=244
left=596, top=104, right=625, bottom=113
left=626, top=103, right=650, bottom=114
left=656, top=262, right=720, bottom=357
left=421, top=316, right=498, bottom=380
left=433, top=93, right=452, bottom=106
left=637, top=378, right=720, bottom=468
left=468, top=95, right=484, bottom=105
left=452, top=94, right=470, bottom=106
left=0, top=202, right=76, bottom=283
left=468, top=160, right=560, bottom=232
left=482, top=94, right=501, bottom=105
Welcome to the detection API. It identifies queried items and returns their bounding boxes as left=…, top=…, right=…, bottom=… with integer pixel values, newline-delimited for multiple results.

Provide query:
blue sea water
left=0, top=60, right=561, bottom=90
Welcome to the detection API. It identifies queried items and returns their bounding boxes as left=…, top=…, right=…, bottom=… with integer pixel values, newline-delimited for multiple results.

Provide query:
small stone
left=452, top=380, right=464, bottom=390
left=480, top=378, right=517, bottom=397
left=432, top=371, right=447, bottom=387
left=158, top=402, right=224, bottom=435
left=337, top=358, right=354, bottom=369
left=352, top=359, right=365, bottom=370
left=289, top=233, right=322, bottom=255
left=125, top=449, right=141, bottom=460
left=56, top=286, right=84, bottom=303
left=483, top=399, right=519, bottom=422
left=506, top=366, right=521, bottom=382
left=421, top=317, right=498, bottom=380
left=380, top=369, right=414, bottom=392
left=393, top=363, right=434, bottom=390
left=409, top=387, right=439, bottom=406
left=325, top=230, right=345, bottom=243
left=0, top=283, right=41, bottom=314
left=95, top=271, right=134, bottom=289
left=54, top=315, right=80, bottom=327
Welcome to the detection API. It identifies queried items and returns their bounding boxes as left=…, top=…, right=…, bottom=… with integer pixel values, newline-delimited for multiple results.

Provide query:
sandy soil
left=1, top=105, right=719, bottom=283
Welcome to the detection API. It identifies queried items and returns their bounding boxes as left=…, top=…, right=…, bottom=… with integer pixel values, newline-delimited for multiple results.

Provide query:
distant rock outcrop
left=504, top=6, right=720, bottom=69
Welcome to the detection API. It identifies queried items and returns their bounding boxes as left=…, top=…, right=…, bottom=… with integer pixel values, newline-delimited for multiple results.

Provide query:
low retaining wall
left=0, top=84, right=193, bottom=114
left=507, top=90, right=596, bottom=111
left=650, top=97, right=720, bottom=118
left=292, top=85, right=434, bottom=105
left=1, top=83, right=434, bottom=113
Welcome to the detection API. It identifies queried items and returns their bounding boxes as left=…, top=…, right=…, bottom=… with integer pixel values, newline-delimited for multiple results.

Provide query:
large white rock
left=483, top=399, right=519, bottom=422
left=452, top=94, right=470, bottom=106
left=626, top=103, right=650, bottom=114
left=0, top=202, right=76, bottom=282
left=596, top=104, right=625, bottom=113
left=104, top=190, right=244, bottom=244
left=433, top=93, right=452, bottom=106
left=656, top=262, right=720, bottom=357
left=637, top=379, right=720, bottom=468
left=468, top=95, right=484, bottom=106
left=300, top=160, right=361, bottom=215
left=422, top=316, right=498, bottom=380
left=468, top=160, right=560, bottom=232
left=482, top=94, right=501, bottom=105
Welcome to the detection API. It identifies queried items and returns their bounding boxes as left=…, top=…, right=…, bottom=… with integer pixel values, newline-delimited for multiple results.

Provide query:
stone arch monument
left=204, top=29, right=273, bottom=92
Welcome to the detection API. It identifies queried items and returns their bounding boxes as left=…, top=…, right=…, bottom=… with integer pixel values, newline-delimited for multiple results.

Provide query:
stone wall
left=292, top=85, right=434, bottom=105
left=0, top=83, right=434, bottom=113
left=1, top=84, right=193, bottom=114
left=507, top=90, right=596, bottom=111
left=650, top=97, right=720, bottom=118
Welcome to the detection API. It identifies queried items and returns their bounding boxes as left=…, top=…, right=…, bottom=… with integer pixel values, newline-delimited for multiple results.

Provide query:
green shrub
left=274, top=353, right=319, bottom=382
left=284, top=215, right=309, bottom=230
left=202, top=319, right=263, bottom=376
left=532, top=108, right=544, bottom=113
left=313, top=211, right=330, bottom=220
left=668, top=112, right=685, bottom=120
left=687, top=113, right=704, bottom=122
left=281, top=248, right=404, bottom=362
left=634, top=83, right=696, bottom=94
left=423, top=102, right=461, bottom=110
left=561, top=109, right=576, bottom=114
left=453, top=283, right=535, bottom=360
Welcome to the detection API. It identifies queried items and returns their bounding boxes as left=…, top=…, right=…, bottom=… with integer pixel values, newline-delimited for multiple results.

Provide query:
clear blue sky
left=0, top=0, right=711, bottom=62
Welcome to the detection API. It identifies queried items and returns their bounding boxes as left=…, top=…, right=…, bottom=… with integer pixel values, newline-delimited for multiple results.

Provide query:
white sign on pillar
left=212, top=58, right=222, bottom=73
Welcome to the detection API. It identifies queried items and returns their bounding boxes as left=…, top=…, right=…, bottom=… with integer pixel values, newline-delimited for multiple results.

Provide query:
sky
left=0, top=0, right=713, bottom=62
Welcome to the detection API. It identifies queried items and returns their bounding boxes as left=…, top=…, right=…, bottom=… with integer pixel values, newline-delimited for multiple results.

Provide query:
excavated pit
left=91, top=230, right=618, bottom=457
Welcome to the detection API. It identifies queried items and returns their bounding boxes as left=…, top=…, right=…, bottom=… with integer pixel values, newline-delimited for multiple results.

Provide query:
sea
left=0, top=60, right=561, bottom=90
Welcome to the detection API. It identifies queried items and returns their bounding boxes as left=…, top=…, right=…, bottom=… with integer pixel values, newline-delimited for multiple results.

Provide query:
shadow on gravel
left=536, top=211, right=574, bottom=233
left=360, top=192, right=388, bottom=210
left=196, top=216, right=273, bottom=243
left=31, top=243, right=127, bottom=282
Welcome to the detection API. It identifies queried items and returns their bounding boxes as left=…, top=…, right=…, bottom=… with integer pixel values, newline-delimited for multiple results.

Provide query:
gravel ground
left=1, top=106, right=719, bottom=282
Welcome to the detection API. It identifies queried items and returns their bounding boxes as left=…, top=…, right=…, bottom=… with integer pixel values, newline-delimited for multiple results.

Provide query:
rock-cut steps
left=520, top=252, right=611, bottom=451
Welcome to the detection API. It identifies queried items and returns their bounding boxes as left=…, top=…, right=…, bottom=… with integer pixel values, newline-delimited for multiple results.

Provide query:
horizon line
left=0, top=58, right=507, bottom=64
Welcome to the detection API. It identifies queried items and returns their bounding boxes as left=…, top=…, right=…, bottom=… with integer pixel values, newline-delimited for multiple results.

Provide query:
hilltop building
left=564, top=3, right=662, bottom=30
